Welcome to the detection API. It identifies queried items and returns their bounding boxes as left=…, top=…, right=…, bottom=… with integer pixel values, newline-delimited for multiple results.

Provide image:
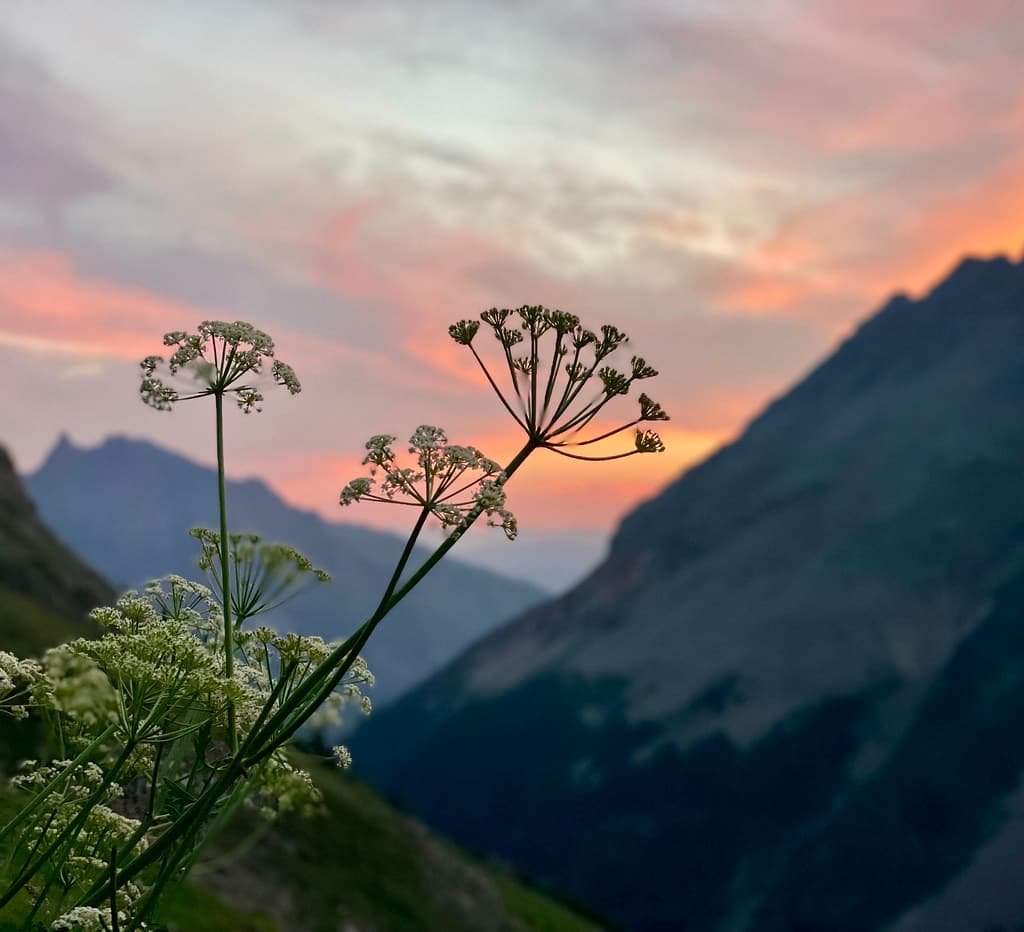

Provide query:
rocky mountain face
left=25, top=436, right=545, bottom=708
left=351, top=254, right=1024, bottom=931
left=0, top=446, right=112, bottom=766
left=0, top=447, right=112, bottom=656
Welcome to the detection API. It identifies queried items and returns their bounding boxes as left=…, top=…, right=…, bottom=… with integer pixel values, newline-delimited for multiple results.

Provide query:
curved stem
left=88, top=442, right=538, bottom=903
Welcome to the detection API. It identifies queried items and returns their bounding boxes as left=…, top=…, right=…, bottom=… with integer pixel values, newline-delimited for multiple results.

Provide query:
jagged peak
left=39, top=431, right=82, bottom=470
left=925, top=250, right=1023, bottom=302
left=36, top=433, right=204, bottom=476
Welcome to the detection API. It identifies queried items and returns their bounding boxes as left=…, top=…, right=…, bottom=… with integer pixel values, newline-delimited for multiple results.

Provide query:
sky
left=1, top=0, right=1022, bottom=590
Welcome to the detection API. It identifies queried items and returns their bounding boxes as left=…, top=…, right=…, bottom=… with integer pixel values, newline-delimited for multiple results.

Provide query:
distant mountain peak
left=25, top=435, right=545, bottom=706
left=932, top=250, right=1020, bottom=296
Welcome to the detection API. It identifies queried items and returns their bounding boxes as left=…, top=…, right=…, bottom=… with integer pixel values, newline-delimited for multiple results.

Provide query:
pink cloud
left=0, top=250, right=206, bottom=358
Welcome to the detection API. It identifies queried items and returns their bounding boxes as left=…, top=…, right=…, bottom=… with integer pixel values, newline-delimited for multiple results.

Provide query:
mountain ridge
left=351, top=251, right=1024, bottom=931
left=26, top=434, right=547, bottom=707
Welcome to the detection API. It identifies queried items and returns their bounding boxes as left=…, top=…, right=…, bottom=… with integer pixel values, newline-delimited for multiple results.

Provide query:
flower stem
left=0, top=721, right=117, bottom=845
left=87, top=442, right=538, bottom=906
left=245, top=440, right=537, bottom=760
left=0, top=739, right=137, bottom=908
left=215, top=391, right=237, bottom=755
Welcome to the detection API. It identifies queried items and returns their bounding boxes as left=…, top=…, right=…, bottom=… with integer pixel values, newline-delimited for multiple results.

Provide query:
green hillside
left=155, top=758, right=602, bottom=932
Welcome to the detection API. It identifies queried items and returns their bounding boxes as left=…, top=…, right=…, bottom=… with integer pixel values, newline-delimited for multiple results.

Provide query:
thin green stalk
left=1, top=739, right=137, bottom=908
left=529, top=325, right=539, bottom=425
left=90, top=443, right=537, bottom=905
left=25, top=862, right=59, bottom=924
left=131, top=838, right=191, bottom=928
left=541, top=345, right=588, bottom=435
left=243, top=507, right=430, bottom=760
left=110, top=846, right=120, bottom=932
left=469, top=344, right=529, bottom=431
left=247, top=442, right=536, bottom=760
left=540, top=330, right=565, bottom=423
left=7, top=809, right=56, bottom=898
left=215, top=390, right=237, bottom=755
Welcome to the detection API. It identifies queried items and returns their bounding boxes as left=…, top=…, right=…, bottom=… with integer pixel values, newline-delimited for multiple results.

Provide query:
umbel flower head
left=139, top=320, right=301, bottom=413
left=449, top=305, right=669, bottom=461
left=340, top=426, right=517, bottom=539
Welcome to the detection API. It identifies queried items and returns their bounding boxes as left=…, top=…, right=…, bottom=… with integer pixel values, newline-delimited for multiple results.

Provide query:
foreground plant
left=0, top=308, right=666, bottom=930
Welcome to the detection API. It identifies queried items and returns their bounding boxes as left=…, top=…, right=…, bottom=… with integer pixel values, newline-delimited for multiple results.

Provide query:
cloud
left=0, top=249, right=207, bottom=358
left=1, top=0, right=1022, bottom=550
left=0, top=32, right=112, bottom=219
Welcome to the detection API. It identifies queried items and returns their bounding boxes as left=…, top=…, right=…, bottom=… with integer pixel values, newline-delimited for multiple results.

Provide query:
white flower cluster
left=53, top=906, right=147, bottom=931
left=6, top=564, right=377, bottom=924
left=74, top=592, right=228, bottom=741
left=251, top=750, right=322, bottom=821
left=0, top=649, right=46, bottom=719
left=10, top=755, right=149, bottom=917
left=41, top=646, right=118, bottom=726
left=139, top=319, right=301, bottom=413
left=339, top=426, right=517, bottom=539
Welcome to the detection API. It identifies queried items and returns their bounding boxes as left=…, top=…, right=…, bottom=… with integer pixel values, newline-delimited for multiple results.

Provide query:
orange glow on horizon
left=263, top=422, right=729, bottom=534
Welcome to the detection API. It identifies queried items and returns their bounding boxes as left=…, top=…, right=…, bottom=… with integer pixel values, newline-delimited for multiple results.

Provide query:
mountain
left=0, top=446, right=111, bottom=657
left=350, top=253, right=1024, bottom=932
left=0, top=447, right=113, bottom=767
left=26, top=435, right=546, bottom=707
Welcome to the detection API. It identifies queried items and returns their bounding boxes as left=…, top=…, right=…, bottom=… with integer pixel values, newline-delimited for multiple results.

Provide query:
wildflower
left=138, top=320, right=300, bottom=413
left=70, top=588, right=230, bottom=741
left=52, top=906, right=107, bottom=931
left=448, top=305, right=669, bottom=461
left=332, top=745, right=353, bottom=769
left=340, top=426, right=516, bottom=538
left=0, top=650, right=46, bottom=719
left=252, top=750, right=323, bottom=818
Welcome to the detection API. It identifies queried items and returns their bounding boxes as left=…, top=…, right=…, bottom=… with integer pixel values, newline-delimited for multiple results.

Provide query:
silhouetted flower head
left=448, top=305, right=669, bottom=461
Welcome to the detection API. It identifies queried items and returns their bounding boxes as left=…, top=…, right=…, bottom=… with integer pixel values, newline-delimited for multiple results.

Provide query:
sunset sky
left=2, top=1, right=1023, bottom=588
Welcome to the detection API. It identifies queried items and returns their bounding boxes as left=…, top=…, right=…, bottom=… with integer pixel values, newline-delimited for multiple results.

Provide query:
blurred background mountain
left=25, top=436, right=546, bottom=709
left=350, top=253, right=1024, bottom=932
